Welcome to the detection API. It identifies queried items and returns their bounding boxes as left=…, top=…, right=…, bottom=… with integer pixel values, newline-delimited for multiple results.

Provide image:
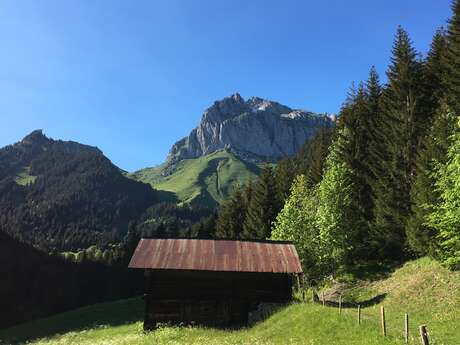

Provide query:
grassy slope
left=333, top=257, right=460, bottom=344
left=2, top=257, right=459, bottom=345
left=129, top=150, right=260, bottom=207
left=14, top=166, right=37, bottom=185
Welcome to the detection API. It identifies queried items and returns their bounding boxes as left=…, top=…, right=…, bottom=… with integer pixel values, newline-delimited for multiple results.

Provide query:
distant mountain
left=0, top=130, right=157, bottom=251
left=166, top=93, right=332, bottom=169
left=131, top=94, right=333, bottom=207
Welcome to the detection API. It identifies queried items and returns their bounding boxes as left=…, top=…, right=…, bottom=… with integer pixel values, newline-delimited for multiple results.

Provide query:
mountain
left=0, top=130, right=157, bottom=251
left=131, top=94, right=333, bottom=207
left=166, top=93, right=332, bottom=167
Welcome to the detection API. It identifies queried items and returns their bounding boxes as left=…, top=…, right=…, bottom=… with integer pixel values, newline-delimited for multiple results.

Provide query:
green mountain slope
left=129, top=150, right=260, bottom=207
left=2, top=257, right=458, bottom=345
left=0, top=130, right=157, bottom=252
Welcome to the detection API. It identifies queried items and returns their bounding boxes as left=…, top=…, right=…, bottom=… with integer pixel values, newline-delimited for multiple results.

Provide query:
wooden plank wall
left=144, top=270, right=293, bottom=328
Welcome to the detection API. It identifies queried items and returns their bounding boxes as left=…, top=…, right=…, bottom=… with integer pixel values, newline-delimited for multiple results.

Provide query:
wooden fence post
left=419, top=325, right=429, bottom=345
left=302, top=289, right=305, bottom=302
left=357, top=305, right=361, bottom=325
left=405, top=313, right=409, bottom=344
left=339, top=295, right=342, bottom=314
left=322, top=292, right=325, bottom=306
left=380, top=306, right=386, bottom=336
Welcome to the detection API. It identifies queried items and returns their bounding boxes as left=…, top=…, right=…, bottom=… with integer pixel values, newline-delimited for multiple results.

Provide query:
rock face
left=166, top=93, right=333, bottom=169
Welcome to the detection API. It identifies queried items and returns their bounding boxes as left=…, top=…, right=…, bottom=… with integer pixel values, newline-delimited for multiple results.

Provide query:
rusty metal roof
left=129, top=238, right=302, bottom=273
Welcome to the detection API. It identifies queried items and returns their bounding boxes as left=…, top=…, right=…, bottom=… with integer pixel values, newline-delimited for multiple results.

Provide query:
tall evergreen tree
left=406, top=29, right=452, bottom=256
left=297, top=126, right=335, bottom=187
left=274, top=126, right=334, bottom=206
left=215, top=188, right=247, bottom=239
left=364, top=66, right=388, bottom=193
left=424, top=29, right=448, bottom=109
left=371, top=27, right=424, bottom=258
left=336, top=83, right=374, bottom=225
left=274, top=157, right=298, bottom=206
left=445, top=0, right=460, bottom=114
left=242, top=165, right=279, bottom=239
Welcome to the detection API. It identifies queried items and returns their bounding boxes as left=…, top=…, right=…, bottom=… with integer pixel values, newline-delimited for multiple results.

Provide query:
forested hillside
left=0, top=130, right=158, bottom=251
left=222, top=1, right=460, bottom=281
left=0, top=230, right=142, bottom=329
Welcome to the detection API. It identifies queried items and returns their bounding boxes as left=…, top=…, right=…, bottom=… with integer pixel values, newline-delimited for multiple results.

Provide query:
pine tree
left=196, top=213, right=217, bottom=239
left=215, top=188, right=247, bottom=239
left=445, top=0, right=460, bottom=114
left=336, top=83, right=374, bottom=225
left=406, top=29, right=451, bottom=257
left=274, top=157, right=297, bottom=205
left=424, top=28, right=448, bottom=108
left=242, top=165, right=279, bottom=239
left=372, top=27, right=424, bottom=258
left=333, top=75, right=387, bottom=260
left=300, top=126, right=335, bottom=186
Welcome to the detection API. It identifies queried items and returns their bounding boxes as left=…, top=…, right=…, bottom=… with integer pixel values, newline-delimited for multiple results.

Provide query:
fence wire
left=297, top=290, right=444, bottom=345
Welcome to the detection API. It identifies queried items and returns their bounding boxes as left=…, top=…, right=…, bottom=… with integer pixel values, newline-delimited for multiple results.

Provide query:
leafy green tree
left=273, top=136, right=362, bottom=280
left=427, top=117, right=460, bottom=269
left=316, top=136, right=363, bottom=271
left=271, top=175, right=324, bottom=281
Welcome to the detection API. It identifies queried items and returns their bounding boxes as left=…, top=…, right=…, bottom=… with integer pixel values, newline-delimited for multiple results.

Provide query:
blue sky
left=0, top=0, right=452, bottom=171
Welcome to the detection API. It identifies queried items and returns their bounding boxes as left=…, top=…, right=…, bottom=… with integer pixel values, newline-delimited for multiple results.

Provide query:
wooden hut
left=129, top=238, right=302, bottom=329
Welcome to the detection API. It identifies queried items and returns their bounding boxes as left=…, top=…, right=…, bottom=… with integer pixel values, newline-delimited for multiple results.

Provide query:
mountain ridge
left=0, top=130, right=157, bottom=251
left=165, top=93, right=333, bottom=173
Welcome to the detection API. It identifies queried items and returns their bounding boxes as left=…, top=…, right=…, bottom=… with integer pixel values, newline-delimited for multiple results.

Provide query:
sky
left=0, top=0, right=453, bottom=171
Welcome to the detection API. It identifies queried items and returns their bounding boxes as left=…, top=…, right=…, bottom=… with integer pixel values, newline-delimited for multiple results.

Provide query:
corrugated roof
left=128, top=238, right=303, bottom=274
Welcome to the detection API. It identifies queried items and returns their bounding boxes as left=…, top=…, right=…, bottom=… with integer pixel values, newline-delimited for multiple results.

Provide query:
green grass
left=129, top=150, right=260, bottom=207
left=14, top=166, right=37, bottom=186
left=1, top=257, right=458, bottom=345
left=0, top=299, right=401, bottom=345
left=319, top=257, right=460, bottom=345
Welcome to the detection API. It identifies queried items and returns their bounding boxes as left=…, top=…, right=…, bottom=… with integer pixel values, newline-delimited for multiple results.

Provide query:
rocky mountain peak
left=246, top=96, right=292, bottom=114
left=202, top=92, right=247, bottom=123
left=166, top=94, right=333, bottom=171
left=21, top=129, right=49, bottom=146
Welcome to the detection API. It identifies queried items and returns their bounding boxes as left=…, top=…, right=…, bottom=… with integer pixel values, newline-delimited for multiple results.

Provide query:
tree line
left=217, top=1, right=460, bottom=282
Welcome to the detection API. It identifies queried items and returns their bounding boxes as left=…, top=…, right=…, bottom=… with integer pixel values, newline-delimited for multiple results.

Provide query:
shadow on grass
left=315, top=293, right=387, bottom=309
left=0, top=297, right=143, bottom=344
left=346, top=259, right=406, bottom=281
left=155, top=190, right=178, bottom=203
